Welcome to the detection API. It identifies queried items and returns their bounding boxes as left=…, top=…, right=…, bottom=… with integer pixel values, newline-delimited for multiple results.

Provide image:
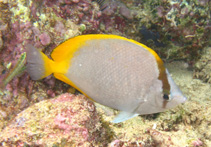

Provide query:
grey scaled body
left=66, top=39, right=166, bottom=115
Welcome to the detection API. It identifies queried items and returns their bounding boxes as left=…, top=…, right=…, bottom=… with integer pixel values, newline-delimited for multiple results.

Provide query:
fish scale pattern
left=66, top=39, right=159, bottom=112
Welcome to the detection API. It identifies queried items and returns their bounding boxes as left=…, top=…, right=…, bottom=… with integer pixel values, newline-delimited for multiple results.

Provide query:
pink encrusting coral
left=0, top=93, right=111, bottom=146
left=39, top=32, right=51, bottom=46
left=95, top=0, right=134, bottom=32
left=41, top=0, right=102, bottom=33
left=192, top=139, right=203, bottom=147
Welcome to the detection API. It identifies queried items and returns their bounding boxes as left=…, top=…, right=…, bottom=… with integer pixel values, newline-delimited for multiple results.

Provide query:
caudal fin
left=26, top=44, right=53, bottom=80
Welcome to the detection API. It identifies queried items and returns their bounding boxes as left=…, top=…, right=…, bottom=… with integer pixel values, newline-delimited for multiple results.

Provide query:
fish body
left=26, top=34, right=187, bottom=123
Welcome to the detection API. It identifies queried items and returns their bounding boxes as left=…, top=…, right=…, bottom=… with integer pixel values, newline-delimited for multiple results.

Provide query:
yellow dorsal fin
left=51, top=34, right=163, bottom=62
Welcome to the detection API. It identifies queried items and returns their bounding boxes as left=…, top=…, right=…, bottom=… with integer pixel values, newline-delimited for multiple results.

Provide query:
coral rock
left=0, top=93, right=110, bottom=146
left=194, top=47, right=211, bottom=83
left=39, top=32, right=51, bottom=46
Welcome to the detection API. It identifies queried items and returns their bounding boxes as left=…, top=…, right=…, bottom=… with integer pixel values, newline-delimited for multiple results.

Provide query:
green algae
left=2, top=52, right=26, bottom=87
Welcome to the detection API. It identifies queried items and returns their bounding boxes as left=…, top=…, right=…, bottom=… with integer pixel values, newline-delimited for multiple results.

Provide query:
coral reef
left=95, top=0, right=134, bottom=33
left=0, top=93, right=111, bottom=146
left=132, top=0, right=211, bottom=62
left=0, top=0, right=210, bottom=146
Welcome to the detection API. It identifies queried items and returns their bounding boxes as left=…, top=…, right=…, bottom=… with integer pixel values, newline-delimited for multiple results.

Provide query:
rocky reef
left=0, top=93, right=111, bottom=146
left=132, top=0, right=210, bottom=62
left=194, top=47, right=211, bottom=83
left=0, top=0, right=210, bottom=146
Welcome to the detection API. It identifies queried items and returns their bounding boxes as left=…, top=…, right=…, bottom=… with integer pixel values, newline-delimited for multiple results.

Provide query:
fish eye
left=163, top=94, right=169, bottom=100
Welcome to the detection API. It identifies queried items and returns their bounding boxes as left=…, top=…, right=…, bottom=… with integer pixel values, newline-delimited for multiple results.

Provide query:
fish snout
left=173, top=94, right=187, bottom=104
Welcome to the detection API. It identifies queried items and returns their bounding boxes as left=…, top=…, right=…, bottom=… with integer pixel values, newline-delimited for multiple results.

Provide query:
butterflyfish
left=26, top=34, right=187, bottom=123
